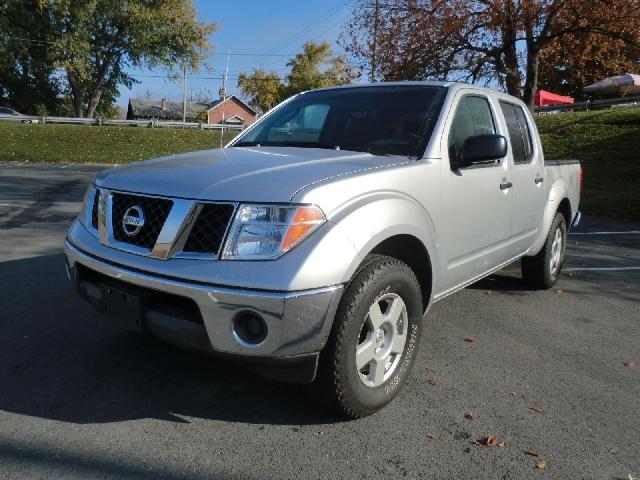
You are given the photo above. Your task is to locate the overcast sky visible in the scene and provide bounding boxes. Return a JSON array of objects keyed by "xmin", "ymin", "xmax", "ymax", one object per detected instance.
[{"xmin": 119, "ymin": 0, "xmax": 354, "ymax": 106}]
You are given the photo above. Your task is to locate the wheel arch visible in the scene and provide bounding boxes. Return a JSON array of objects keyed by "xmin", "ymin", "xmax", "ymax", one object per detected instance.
[
  {"xmin": 527, "ymin": 177, "xmax": 573, "ymax": 256},
  {"xmin": 557, "ymin": 197, "xmax": 572, "ymax": 228},
  {"xmin": 367, "ymin": 234, "xmax": 433, "ymax": 312}
]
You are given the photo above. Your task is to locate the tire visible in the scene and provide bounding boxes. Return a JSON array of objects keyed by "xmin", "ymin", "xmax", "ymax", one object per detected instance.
[
  {"xmin": 313, "ymin": 255, "xmax": 424, "ymax": 419},
  {"xmin": 521, "ymin": 212, "xmax": 567, "ymax": 289}
]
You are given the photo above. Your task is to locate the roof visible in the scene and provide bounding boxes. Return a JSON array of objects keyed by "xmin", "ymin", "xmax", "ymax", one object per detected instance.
[
  {"xmin": 535, "ymin": 90, "xmax": 574, "ymax": 106},
  {"xmin": 298, "ymin": 81, "xmax": 509, "ymax": 97},
  {"xmin": 584, "ymin": 73, "xmax": 640, "ymax": 96},
  {"xmin": 128, "ymin": 98, "xmax": 211, "ymax": 120},
  {"xmin": 206, "ymin": 95, "xmax": 257, "ymax": 114}
]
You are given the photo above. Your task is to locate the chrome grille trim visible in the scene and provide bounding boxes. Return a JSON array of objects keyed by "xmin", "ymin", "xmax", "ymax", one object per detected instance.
[{"xmin": 93, "ymin": 188, "xmax": 236, "ymax": 260}]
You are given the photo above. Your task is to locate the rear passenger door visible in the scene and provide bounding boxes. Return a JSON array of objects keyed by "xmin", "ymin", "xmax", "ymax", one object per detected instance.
[{"xmin": 498, "ymin": 101, "xmax": 545, "ymax": 252}]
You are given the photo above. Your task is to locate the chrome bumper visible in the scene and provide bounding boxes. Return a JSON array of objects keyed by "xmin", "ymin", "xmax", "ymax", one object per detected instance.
[{"xmin": 65, "ymin": 240, "xmax": 343, "ymax": 359}]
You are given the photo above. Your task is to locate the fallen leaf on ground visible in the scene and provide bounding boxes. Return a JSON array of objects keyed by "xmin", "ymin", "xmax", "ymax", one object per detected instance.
[
  {"xmin": 427, "ymin": 433, "xmax": 440, "ymax": 440},
  {"xmin": 525, "ymin": 450, "xmax": 540, "ymax": 457},
  {"xmin": 478, "ymin": 435, "xmax": 496, "ymax": 447},
  {"xmin": 465, "ymin": 411, "xmax": 476, "ymax": 420},
  {"xmin": 464, "ymin": 336, "xmax": 476, "ymax": 343},
  {"xmin": 498, "ymin": 441, "xmax": 507, "ymax": 448},
  {"xmin": 427, "ymin": 377, "xmax": 438, "ymax": 385},
  {"xmin": 535, "ymin": 460, "xmax": 547, "ymax": 469},
  {"xmin": 530, "ymin": 406, "xmax": 545, "ymax": 415},
  {"xmin": 623, "ymin": 361, "xmax": 636, "ymax": 369},
  {"xmin": 607, "ymin": 448, "xmax": 617, "ymax": 455}
]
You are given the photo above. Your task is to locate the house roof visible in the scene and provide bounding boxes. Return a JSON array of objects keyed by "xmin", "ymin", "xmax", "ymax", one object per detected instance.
[
  {"xmin": 128, "ymin": 98, "xmax": 210, "ymax": 120},
  {"xmin": 223, "ymin": 114, "xmax": 245, "ymax": 124},
  {"xmin": 207, "ymin": 95, "xmax": 257, "ymax": 114},
  {"xmin": 129, "ymin": 95, "xmax": 257, "ymax": 120}
]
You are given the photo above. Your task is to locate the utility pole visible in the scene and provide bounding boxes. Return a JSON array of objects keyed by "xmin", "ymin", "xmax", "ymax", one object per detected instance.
[
  {"xmin": 182, "ymin": 65, "xmax": 187, "ymax": 123},
  {"xmin": 371, "ymin": 0, "xmax": 380, "ymax": 82},
  {"xmin": 219, "ymin": 51, "xmax": 230, "ymax": 147}
]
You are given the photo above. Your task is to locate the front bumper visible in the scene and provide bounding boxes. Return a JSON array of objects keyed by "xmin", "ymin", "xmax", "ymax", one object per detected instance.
[{"xmin": 65, "ymin": 240, "xmax": 343, "ymax": 363}]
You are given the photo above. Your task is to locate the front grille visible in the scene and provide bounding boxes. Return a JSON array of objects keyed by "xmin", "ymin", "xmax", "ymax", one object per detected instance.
[
  {"xmin": 91, "ymin": 190, "xmax": 100, "ymax": 229},
  {"xmin": 111, "ymin": 193, "xmax": 173, "ymax": 249},
  {"xmin": 183, "ymin": 203, "xmax": 235, "ymax": 254}
]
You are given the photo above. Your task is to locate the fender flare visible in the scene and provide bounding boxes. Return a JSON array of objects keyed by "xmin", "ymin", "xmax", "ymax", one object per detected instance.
[
  {"xmin": 326, "ymin": 191, "xmax": 441, "ymax": 301},
  {"xmin": 527, "ymin": 178, "xmax": 572, "ymax": 256}
]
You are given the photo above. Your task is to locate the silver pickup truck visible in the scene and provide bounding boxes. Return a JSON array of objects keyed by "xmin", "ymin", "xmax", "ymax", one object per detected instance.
[{"xmin": 65, "ymin": 82, "xmax": 581, "ymax": 418}]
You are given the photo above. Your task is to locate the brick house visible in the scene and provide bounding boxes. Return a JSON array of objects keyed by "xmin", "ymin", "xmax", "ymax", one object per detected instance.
[
  {"xmin": 127, "ymin": 95, "xmax": 258, "ymax": 127},
  {"xmin": 207, "ymin": 95, "xmax": 257, "ymax": 126}
]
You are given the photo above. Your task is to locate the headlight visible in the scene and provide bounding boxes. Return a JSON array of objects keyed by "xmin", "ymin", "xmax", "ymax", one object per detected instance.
[
  {"xmin": 221, "ymin": 204, "xmax": 326, "ymax": 260},
  {"xmin": 78, "ymin": 185, "xmax": 95, "ymax": 228}
]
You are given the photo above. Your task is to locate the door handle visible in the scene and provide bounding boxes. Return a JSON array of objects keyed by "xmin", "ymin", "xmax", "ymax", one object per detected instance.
[
  {"xmin": 500, "ymin": 181, "xmax": 513, "ymax": 190},
  {"xmin": 534, "ymin": 176, "xmax": 544, "ymax": 184}
]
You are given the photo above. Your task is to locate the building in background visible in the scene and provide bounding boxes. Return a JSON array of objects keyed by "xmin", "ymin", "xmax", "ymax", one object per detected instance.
[
  {"xmin": 206, "ymin": 95, "xmax": 257, "ymax": 126},
  {"xmin": 127, "ymin": 94, "xmax": 257, "ymax": 126}
]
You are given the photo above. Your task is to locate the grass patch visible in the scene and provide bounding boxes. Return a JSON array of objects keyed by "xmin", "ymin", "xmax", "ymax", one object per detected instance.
[
  {"xmin": 536, "ymin": 107, "xmax": 640, "ymax": 221},
  {"xmin": 0, "ymin": 123, "xmax": 238, "ymax": 164}
]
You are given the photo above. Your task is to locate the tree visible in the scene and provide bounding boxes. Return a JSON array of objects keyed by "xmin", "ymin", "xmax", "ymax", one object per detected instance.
[
  {"xmin": 538, "ymin": 25, "xmax": 640, "ymax": 99},
  {"xmin": 285, "ymin": 41, "xmax": 358, "ymax": 95},
  {"xmin": 237, "ymin": 68, "xmax": 283, "ymax": 112},
  {"xmin": 237, "ymin": 41, "xmax": 357, "ymax": 112},
  {"xmin": 0, "ymin": 0, "xmax": 61, "ymax": 114},
  {"xmin": 46, "ymin": 0, "xmax": 216, "ymax": 118},
  {"xmin": 341, "ymin": 0, "xmax": 640, "ymax": 110}
]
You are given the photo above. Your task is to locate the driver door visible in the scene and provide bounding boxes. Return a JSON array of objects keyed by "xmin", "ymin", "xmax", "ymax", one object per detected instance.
[{"xmin": 440, "ymin": 92, "xmax": 513, "ymax": 292}]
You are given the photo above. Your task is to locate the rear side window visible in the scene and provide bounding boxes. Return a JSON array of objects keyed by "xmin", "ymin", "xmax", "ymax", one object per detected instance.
[
  {"xmin": 448, "ymin": 96, "xmax": 496, "ymax": 166},
  {"xmin": 514, "ymin": 106, "xmax": 533, "ymax": 160},
  {"xmin": 499, "ymin": 102, "xmax": 533, "ymax": 163}
]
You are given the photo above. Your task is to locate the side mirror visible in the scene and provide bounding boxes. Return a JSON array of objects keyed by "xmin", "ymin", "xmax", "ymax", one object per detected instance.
[{"xmin": 457, "ymin": 134, "xmax": 507, "ymax": 168}]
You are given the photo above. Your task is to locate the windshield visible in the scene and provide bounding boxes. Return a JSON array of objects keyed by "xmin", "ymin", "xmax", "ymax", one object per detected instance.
[{"xmin": 232, "ymin": 85, "xmax": 447, "ymax": 158}]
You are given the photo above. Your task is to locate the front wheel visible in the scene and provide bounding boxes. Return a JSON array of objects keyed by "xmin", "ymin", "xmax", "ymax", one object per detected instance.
[
  {"xmin": 521, "ymin": 212, "xmax": 567, "ymax": 289},
  {"xmin": 313, "ymin": 255, "xmax": 423, "ymax": 419}
]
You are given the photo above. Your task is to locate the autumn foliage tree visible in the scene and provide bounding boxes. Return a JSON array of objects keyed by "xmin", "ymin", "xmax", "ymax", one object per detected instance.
[
  {"xmin": 238, "ymin": 41, "xmax": 357, "ymax": 112},
  {"xmin": 538, "ymin": 24, "xmax": 640, "ymax": 98},
  {"xmin": 341, "ymin": 0, "xmax": 640, "ymax": 109}
]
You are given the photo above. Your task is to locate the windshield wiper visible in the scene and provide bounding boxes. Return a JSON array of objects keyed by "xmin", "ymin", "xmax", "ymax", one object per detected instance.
[{"xmin": 232, "ymin": 141, "xmax": 409, "ymax": 158}]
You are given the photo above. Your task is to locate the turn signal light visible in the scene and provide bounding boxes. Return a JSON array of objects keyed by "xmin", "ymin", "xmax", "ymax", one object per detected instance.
[{"xmin": 281, "ymin": 206, "xmax": 326, "ymax": 253}]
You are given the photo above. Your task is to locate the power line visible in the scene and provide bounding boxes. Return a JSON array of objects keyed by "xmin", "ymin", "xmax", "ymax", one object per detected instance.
[{"xmin": 263, "ymin": 1, "xmax": 351, "ymax": 56}]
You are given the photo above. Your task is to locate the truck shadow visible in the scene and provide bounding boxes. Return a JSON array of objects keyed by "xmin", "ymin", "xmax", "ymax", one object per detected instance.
[{"xmin": 0, "ymin": 253, "xmax": 339, "ymax": 426}]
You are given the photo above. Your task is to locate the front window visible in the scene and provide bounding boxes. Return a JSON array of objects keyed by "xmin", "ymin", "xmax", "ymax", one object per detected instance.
[{"xmin": 232, "ymin": 85, "xmax": 447, "ymax": 158}]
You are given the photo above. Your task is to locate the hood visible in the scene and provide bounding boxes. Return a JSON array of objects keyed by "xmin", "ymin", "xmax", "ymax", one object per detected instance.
[{"xmin": 95, "ymin": 146, "xmax": 408, "ymax": 202}]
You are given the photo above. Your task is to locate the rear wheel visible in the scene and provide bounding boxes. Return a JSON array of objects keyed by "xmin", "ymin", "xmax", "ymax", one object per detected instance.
[
  {"xmin": 521, "ymin": 212, "xmax": 567, "ymax": 289},
  {"xmin": 313, "ymin": 255, "xmax": 423, "ymax": 419}
]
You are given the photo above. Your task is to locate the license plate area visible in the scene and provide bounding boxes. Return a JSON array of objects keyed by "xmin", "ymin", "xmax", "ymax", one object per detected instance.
[{"xmin": 101, "ymin": 285, "xmax": 145, "ymax": 332}]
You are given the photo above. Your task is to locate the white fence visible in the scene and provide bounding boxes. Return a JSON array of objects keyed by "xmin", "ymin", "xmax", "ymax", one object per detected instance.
[{"xmin": 0, "ymin": 113, "xmax": 245, "ymax": 131}]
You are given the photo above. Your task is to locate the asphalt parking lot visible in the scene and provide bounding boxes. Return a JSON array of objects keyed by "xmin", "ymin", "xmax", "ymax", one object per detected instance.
[{"xmin": 1, "ymin": 162, "xmax": 638, "ymax": 480}]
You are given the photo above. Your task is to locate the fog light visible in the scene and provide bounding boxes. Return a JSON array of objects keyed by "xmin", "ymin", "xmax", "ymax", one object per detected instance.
[{"xmin": 233, "ymin": 311, "xmax": 267, "ymax": 346}]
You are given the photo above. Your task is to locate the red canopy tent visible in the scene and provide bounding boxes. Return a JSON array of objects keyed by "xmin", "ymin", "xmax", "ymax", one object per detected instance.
[{"xmin": 534, "ymin": 90, "xmax": 574, "ymax": 107}]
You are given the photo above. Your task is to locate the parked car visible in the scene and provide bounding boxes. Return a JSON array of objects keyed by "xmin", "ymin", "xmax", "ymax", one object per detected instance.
[
  {"xmin": 0, "ymin": 107, "xmax": 38, "ymax": 123},
  {"xmin": 65, "ymin": 82, "xmax": 581, "ymax": 418}
]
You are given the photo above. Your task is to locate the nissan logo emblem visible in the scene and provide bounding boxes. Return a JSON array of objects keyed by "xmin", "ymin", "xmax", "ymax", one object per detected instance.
[{"xmin": 122, "ymin": 205, "xmax": 145, "ymax": 236}]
